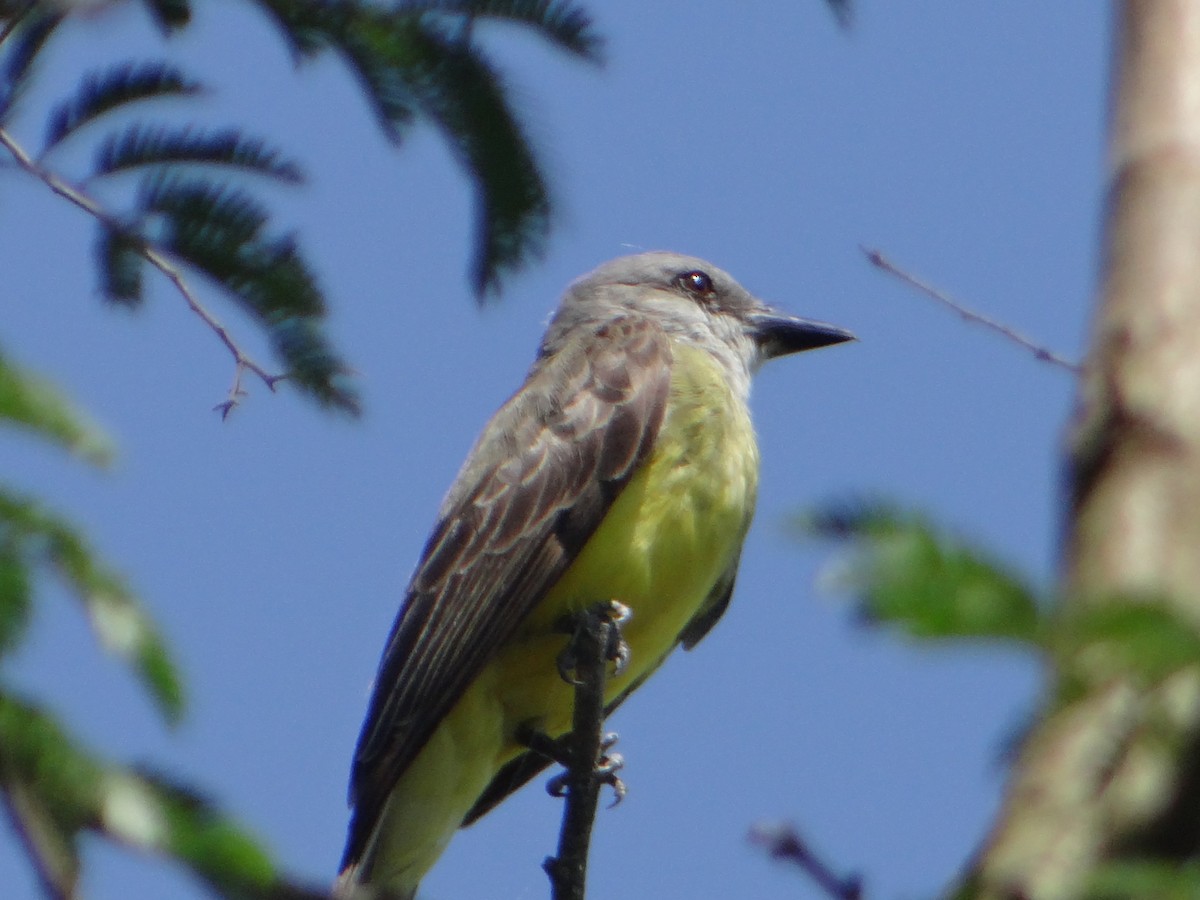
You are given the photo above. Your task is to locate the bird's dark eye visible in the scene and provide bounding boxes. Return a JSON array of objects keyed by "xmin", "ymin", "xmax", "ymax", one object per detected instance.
[{"xmin": 677, "ymin": 270, "xmax": 714, "ymax": 297}]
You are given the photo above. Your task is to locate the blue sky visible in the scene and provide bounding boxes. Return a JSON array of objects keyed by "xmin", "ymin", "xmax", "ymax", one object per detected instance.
[{"xmin": 3, "ymin": 3, "xmax": 1106, "ymax": 898}]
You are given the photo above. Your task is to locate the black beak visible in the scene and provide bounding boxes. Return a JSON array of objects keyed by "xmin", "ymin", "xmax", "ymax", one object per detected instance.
[{"xmin": 749, "ymin": 312, "xmax": 856, "ymax": 360}]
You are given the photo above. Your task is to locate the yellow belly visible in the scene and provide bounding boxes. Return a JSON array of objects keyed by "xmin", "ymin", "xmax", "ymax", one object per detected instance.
[
  {"xmin": 493, "ymin": 351, "xmax": 760, "ymax": 744},
  {"xmin": 364, "ymin": 345, "xmax": 760, "ymax": 894}
]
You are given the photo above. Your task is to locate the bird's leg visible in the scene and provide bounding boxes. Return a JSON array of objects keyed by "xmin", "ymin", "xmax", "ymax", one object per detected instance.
[
  {"xmin": 542, "ymin": 601, "xmax": 632, "ymax": 899},
  {"xmin": 544, "ymin": 599, "xmax": 631, "ymax": 802},
  {"xmin": 538, "ymin": 732, "xmax": 626, "ymax": 807},
  {"xmin": 517, "ymin": 722, "xmax": 625, "ymax": 806}
]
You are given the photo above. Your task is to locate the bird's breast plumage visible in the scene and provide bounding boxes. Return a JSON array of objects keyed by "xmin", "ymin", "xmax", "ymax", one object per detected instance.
[{"xmin": 494, "ymin": 342, "xmax": 760, "ymax": 744}]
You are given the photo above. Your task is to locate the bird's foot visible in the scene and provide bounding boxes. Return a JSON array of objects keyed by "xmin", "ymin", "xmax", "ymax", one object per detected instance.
[
  {"xmin": 519, "ymin": 726, "xmax": 628, "ymax": 807},
  {"xmin": 556, "ymin": 599, "xmax": 632, "ymax": 682},
  {"xmin": 545, "ymin": 737, "xmax": 627, "ymax": 807}
]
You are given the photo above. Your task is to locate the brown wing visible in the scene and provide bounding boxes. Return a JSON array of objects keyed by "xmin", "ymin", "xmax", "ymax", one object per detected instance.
[
  {"xmin": 462, "ymin": 559, "xmax": 741, "ymax": 826},
  {"xmin": 341, "ymin": 316, "xmax": 672, "ymax": 869}
]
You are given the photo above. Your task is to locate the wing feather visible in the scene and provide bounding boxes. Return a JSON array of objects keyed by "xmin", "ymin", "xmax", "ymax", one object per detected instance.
[{"xmin": 341, "ymin": 316, "xmax": 671, "ymax": 869}]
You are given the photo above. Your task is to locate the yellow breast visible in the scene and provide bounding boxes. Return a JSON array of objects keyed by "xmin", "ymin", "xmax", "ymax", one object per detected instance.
[{"xmin": 494, "ymin": 343, "xmax": 760, "ymax": 745}]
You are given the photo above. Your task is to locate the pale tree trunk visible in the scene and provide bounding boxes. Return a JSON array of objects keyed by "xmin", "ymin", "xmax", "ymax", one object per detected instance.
[{"xmin": 970, "ymin": 2, "xmax": 1200, "ymax": 897}]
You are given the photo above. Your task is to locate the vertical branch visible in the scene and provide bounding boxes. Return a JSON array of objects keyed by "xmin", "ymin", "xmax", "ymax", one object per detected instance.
[
  {"xmin": 544, "ymin": 606, "xmax": 613, "ymax": 900},
  {"xmin": 971, "ymin": 2, "xmax": 1200, "ymax": 896}
]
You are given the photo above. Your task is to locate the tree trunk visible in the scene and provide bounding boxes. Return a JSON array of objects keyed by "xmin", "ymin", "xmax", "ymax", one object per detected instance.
[{"xmin": 972, "ymin": 3, "xmax": 1200, "ymax": 897}]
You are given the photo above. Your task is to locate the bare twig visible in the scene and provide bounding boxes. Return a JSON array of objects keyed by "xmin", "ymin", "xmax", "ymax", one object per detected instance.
[
  {"xmin": 750, "ymin": 821, "xmax": 862, "ymax": 900},
  {"xmin": 544, "ymin": 602, "xmax": 626, "ymax": 900},
  {"xmin": 862, "ymin": 246, "xmax": 1081, "ymax": 373},
  {"xmin": 0, "ymin": 126, "xmax": 281, "ymax": 416}
]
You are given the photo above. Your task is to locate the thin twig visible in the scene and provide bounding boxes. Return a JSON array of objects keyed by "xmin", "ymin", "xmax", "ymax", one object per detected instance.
[
  {"xmin": 544, "ymin": 603, "xmax": 621, "ymax": 900},
  {"xmin": 861, "ymin": 246, "xmax": 1081, "ymax": 373},
  {"xmin": 750, "ymin": 821, "xmax": 863, "ymax": 900},
  {"xmin": 0, "ymin": 126, "xmax": 281, "ymax": 416}
]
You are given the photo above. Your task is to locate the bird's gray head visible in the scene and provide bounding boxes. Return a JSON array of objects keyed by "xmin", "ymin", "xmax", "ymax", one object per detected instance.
[{"xmin": 539, "ymin": 251, "xmax": 854, "ymax": 382}]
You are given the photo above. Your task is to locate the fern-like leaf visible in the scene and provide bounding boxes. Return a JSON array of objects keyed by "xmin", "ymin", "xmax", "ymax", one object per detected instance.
[
  {"xmin": 42, "ymin": 62, "xmax": 201, "ymax": 152},
  {"xmin": 0, "ymin": 489, "xmax": 184, "ymax": 723},
  {"xmin": 0, "ymin": 9, "xmax": 64, "ymax": 121},
  {"xmin": 825, "ymin": 0, "xmax": 853, "ymax": 28},
  {"xmin": 139, "ymin": 174, "xmax": 359, "ymax": 413},
  {"xmin": 94, "ymin": 125, "xmax": 303, "ymax": 182},
  {"xmin": 140, "ymin": 0, "xmax": 191, "ymax": 33},
  {"xmin": 95, "ymin": 224, "xmax": 146, "ymax": 306},
  {"xmin": 402, "ymin": 20, "xmax": 550, "ymax": 294},
  {"xmin": 255, "ymin": 0, "xmax": 562, "ymax": 293},
  {"xmin": 416, "ymin": 0, "xmax": 602, "ymax": 61}
]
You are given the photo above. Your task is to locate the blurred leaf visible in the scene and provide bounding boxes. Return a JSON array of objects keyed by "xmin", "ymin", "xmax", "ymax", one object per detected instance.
[
  {"xmin": 803, "ymin": 499, "xmax": 1042, "ymax": 643},
  {"xmin": 141, "ymin": 0, "xmax": 191, "ymax": 33},
  {"xmin": 0, "ymin": 690, "xmax": 102, "ymax": 834},
  {"xmin": 0, "ymin": 692, "xmax": 93, "ymax": 896},
  {"xmin": 1057, "ymin": 601, "xmax": 1200, "ymax": 690},
  {"xmin": 96, "ymin": 223, "xmax": 146, "ymax": 306},
  {"xmin": 404, "ymin": 20, "xmax": 549, "ymax": 294},
  {"xmin": 0, "ymin": 8, "xmax": 64, "ymax": 121},
  {"xmin": 0, "ymin": 694, "xmax": 329, "ymax": 899},
  {"xmin": 0, "ymin": 490, "xmax": 184, "ymax": 723},
  {"xmin": 1088, "ymin": 860, "xmax": 1200, "ymax": 899},
  {"xmin": 139, "ymin": 173, "xmax": 358, "ymax": 412},
  {"xmin": 255, "ymin": 0, "xmax": 595, "ymax": 293},
  {"xmin": 824, "ymin": 0, "xmax": 853, "ymax": 29},
  {"xmin": 0, "ymin": 348, "xmax": 114, "ymax": 464},
  {"xmin": 0, "ymin": 542, "xmax": 32, "ymax": 659},
  {"xmin": 42, "ymin": 62, "xmax": 202, "ymax": 152},
  {"xmin": 95, "ymin": 125, "xmax": 304, "ymax": 183},
  {"xmin": 421, "ymin": 0, "xmax": 603, "ymax": 60},
  {"xmin": 128, "ymin": 769, "xmax": 277, "ymax": 894}
]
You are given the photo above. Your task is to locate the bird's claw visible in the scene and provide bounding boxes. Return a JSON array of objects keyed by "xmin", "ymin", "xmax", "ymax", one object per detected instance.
[
  {"xmin": 555, "ymin": 600, "xmax": 633, "ymax": 683},
  {"xmin": 544, "ymin": 746, "xmax": 627, "ymax": 807},
  {"xmin": 598, "ymin": 752, "xmax": 627, "ymax": 808}
]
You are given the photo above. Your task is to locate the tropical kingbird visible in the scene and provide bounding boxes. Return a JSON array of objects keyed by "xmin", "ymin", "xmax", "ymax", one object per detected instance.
[{"xmin": 336, "ymin": 251, "xmax": 853, "ymax": 899}]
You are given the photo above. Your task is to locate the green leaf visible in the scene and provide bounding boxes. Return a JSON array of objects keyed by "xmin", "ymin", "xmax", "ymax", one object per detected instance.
[
  {"xmin": 127, "ymin": 770, "xmax": 277, "ymax": 894},
  {"xmin": 95, "ymin": 125, "xmax": 304, "ymax": 183},
  {"xmin": 95, "ymin": 224, "xmax": 146, "ymax": 306},
  {"xmin": 0, "ymin": 694, "xmax": 327, "ymax": 899},
  {"xmin": 42, "ymin": 62, "xmax": 202, "ymax": 152},
  {"xmin": 138, "ymin": 174, "xmax": 360, "ymax": 413},
  {"xmin": 0, "ymin": 541, "xmax": 32, "ymax": 659},
  {"xmin": 0, "ymin": 348, "xmax": 114, "ymax": 464},
  {"xmin": 0, "ymin": 8, "xmax": 65, "ymax": 121},
  {"xmin": 803, "ymin": 500, "xmax": 1042, "ymax": 643},
  {"xmin": 1089, "ymin": 860, "xmax": 1200, "ymax": 899},
  {"xmin": 0, "ymin": 691, "xmax": 102, "ymax": 836},
  {"xmin": 140, "ymin": 0, "xmax": 191, "ymax": 33},
  {"xmin": 0, "ymin": 490, "xmax": 185, "ymax": 723},
  {"xmin": 1057, "ymin": 601, "xmax": 1200, "ymax": 689}
]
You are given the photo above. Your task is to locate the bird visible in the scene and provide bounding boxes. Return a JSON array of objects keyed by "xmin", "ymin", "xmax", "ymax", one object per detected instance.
[{"xmin": 335, "ymin": 251, "xmax": 854, "ymax": 899}]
